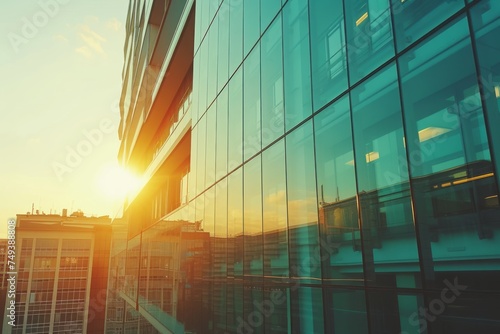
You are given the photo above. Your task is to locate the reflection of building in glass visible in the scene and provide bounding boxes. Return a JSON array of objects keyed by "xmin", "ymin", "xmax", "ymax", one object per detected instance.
[
  {"xmin": 2, "ymin": 213, "xmax": 111, "ymax": 334},
  {"xmin": 109, "ymin": 0, "xmax": 500, "ymax": 333}
]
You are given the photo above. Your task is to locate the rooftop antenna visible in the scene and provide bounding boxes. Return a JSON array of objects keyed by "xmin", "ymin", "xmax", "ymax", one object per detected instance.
[{"xmin": 31, "ymin": 203, "xmax": 34, "ymax": 215}]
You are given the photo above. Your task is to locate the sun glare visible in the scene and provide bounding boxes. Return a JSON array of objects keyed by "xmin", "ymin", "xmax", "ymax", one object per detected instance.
[{"xmin": 95, "ymin": 164, "xmax": 142, "ymax": 199}]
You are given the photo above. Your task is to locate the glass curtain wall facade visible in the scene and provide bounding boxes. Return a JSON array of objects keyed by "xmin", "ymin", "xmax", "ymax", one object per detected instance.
[
  {"xmin": 189, "ymin": 0, "xmax": 500, "ymax": 333},
  {"xmin": 111, "ymin": 0, "xmax": 500, "ymax": 333}
]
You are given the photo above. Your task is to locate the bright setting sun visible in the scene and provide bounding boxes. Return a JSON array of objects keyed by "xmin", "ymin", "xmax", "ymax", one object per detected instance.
[{"xmin": 95, "ymin": 164, "xmax": 142, "ymax": 200}]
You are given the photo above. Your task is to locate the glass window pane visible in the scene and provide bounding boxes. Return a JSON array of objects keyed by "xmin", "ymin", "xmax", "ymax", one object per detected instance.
[
  {"xmin": 264, "ymin": 287, "xmax": 290, "ymax": 333},
  {"xmin": 218, "ymin": 9, "xmax": 230, "ymax": 93},
  {"xmin": 314, "ymin": 95, "xmax": 363, "ymax": 284},
  {"xmin": 291, "ymin": 287, "xmax": 324, "ymax": 333},
  {"xmin": 471, "ymin": 0, "xmax": 500, "ymax": 197},
  {"xmin": 198, "ymin": 38, "xmax": 208, "ymax": 117},
  {"xmin": 214, "ymin": 178, "xmax": 228, "ymax": 279},
  {"xmin": 243, "ymin": 44, "xmax": 261, "ymax": 161},
  {"xmin": 207, "ymin": 18, "xmax": 218, "ymax": 106},
  {"xmin": 205, "ymin": 103, "xmax": 216, "ymax": 189},
  {"xmin": 244, "ymin": 155, "xmax": 263, "ymax": 277},
  {"xmin": 196, "ymin": 114, "xmax": 206, "ymax": 195},
  {"xmin": 261, "ymin": 0, "xmax": 281, "ymax": 32},
  {"xmin": 261, "ymin": 16, "xmax": 284, "ymax": 148},
  {"xmin": 315, "ymin": 96, "xmax": 356, "ymax": 202},
  {"xmin": 243, "ymin": 0, "xmax": 260, "ymax": 56},
  {"xmin": 399, "ymin": 16, "xmax": 500, "ymax": 291},
  {"xmin": 351, "ymin": 63, "xmax": 420, "ymax": 288},
  {"xmin": 286, "ymin": 121, "xmax": 321, "ymax": 281},
  {"xmin": 283, "ymin": 0, "xmax": 312, "ymax": 131},
  {"xmin": 229, "ymin": 0, "xmax": 243, "ymax": 76},
  {"xmin": 352, "ymin": 64, "xmax": 408, "ymax": 190},
  {"xmin": 310, "ymin": 0, "xmax": 348, "ymax": 111},
  {"xmin": 189, "ymin": 125, "xmax": 198, "ymax": 200},
  {"xmin": 243, "ymin": 287, "xmax": 264, "ymax": 334},
  {"xmin": 204, "ymin": 186, "xmax": 215, "ymax": 244},
  {"xmin": 192, "ymin": 52, "xmax": 201, "ymax": 123},
  {"xmin": 228, "ymin": 167, "xmax": 243, "ymax": 277},
  {"xmin": 228, "ymin": 68, "xmax": 243, "ymax": 172},
  {"xmin": 226, "ymin": 283, "xmax": 244, "ymax": 333},
  {"xmin": 216, "ymin": 87, "xmax": 228, "ymax": 179},
  {"xmin": 345, "ymin": 0, "xmax": 395, "ymax": 84},
  {"xmin": 426, "ymin": 292, "xmax": 500, "ymax": 333},
  {"xmin": 324, "ymin": 289, "xmax": 368, "ymax": 334},
  {"xmin": 213, "ymin": 284, "xmax": 227, "ymax": 334},
  {"xmin": 392, "ymin": 0, "xmax": 464, "ymax": 51},
  {"xmin": 367, "ymin": 290, "xmax": 425, "ymax": 334},
  {"xmin": 262, "ymin": 140, "xmax": 288, "ymax": 278}
]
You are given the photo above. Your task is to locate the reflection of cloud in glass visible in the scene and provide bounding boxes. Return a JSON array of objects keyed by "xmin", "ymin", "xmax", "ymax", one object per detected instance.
[
  {"xmin": 288, "ymin": 197, "xmax": 318, "ymax": 226},
  {"xmin": 266, "ymin": 190, "xmax": 286, "ymax": 204},
  {"xmin": 228, "ymin": 209, "xmax": 241, "ymax": 221}
]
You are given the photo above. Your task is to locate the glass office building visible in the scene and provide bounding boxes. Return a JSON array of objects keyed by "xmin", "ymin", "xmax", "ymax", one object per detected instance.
[{"xmin": 109, "ymin": 0, "xmax": 500, "ymax": 333}]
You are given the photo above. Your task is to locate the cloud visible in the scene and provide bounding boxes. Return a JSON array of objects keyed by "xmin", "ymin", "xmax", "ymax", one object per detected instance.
[
  {"xmin": 106, "ymin": 18, "xmax": 122, "ymax": 32},
  {"xmin": 75, "ymin": 46, "xmax": 92, "ymax": 59},
  {"xmin": 76, "ymin": 25, "xmax": 107, "ymax": 58},
  {"xmin": 80, "ymin": 33, "xmax": 105, "ymax": 54},
  {"xmin": 86, "ymin": 16, "xmax": 99, "ymax": 24},
  {"xmin": 53, "ymin": 34, "xmax": 68, "ymax": 43},
  {"xmin": 81, "ymin": 25, "xmax": 106, "ymax": 43}
]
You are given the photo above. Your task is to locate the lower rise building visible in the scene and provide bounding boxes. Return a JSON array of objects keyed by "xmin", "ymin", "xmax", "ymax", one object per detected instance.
[{"xmin": 2, "ymin": 212, "xmax": 111, "ymax": 334}]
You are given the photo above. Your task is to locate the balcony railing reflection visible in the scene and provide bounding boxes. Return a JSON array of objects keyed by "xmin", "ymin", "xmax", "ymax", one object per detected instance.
[{"xmin": 319, "ymin": 161, "xmax": 499, "ymax": 265}]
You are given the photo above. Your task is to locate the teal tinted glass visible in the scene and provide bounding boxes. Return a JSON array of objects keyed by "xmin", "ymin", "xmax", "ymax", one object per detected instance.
[
  {"xmin": 228, "ymin": 68, "xmax": 243, "ymax": 171},
  {"xmin": 196, "ymin": 113, "xmax": 206, "ymax": 195},
  {"xmin": 314, "ymin": 95, "xmax": 363, "ymax": 284},
  {"xmin": 345, "ymin": 0, "xmax": 395, "ymax": 84},
  {"xmin": 243, "ymin": 44, "xmax": 261, "ymax": 161},
  {"xmin": 243, "ymin": 0, "xmax": 260, "ymax": 56},
  {"xmin": 399, "ymin": 15, "xmax": 500, "ymax": 291},
  {"xmin": 243, "ymin": 155, "xmax": 263, "ymax": 277},
  {"xmin": 262, "ymin": 140, "xmax": 288, "ymax": 278},
  {"xmin": 392, "ymin": 0, "xmax": 465, "ymax": 51},
  {"xmin": 264, "ymin": 287, "xmax": 290, "ymax": 333},
  {"xmin": 216, "ymin": 87, "xmax": 228, "ymax": 179},
  {"xmin": 261, "ymin": 16, "xmax": 284, "ymax": 148},
  {"xmin": 261, "ymin": 0, "xmax": 281, "ymax": 32},
  {"xmin": 217, "ymin": 9, "xmax": 229, "ymax": 93},
  {"xmin": 310, "ymin": 0, "xmax": 348, "ymax": 111},
  {"xmin": 207, "ymin": 17, "xmax": 218, "ymax": 106},
  {"xmin": 324, "ymin": 289, "xmax": 369, "ymax": 334},
  {"xmin": 283, "ymin": 0, "xmax": 312, "ymax": 130},
  {"xmin": 205, "ymin": 103, "xmax": 216, "ymax": 189},
  {"xmin": 471, "ymin": 0, "xmax": 500, "ymax": 197},
  {"xmin": 291, "ymin": 287, "xmax": 325, "ymax": 333},
  {"xmin": 286, "ymin": 121, "xmax": 321, "ymax": 281},
  {"xmin": 229, "ymin": 0, "xmax": 243, "ymax": 75},
  {"xmin": 198, "ymin": 38, "xmax": 208, "ymax": 117},
  {"xmin": 367, "ymin": 290, "xmax": 425, "ymax": 333},
  {"xmin": 351, "ymin": 64, "xmax": 420, "ymax": 288}
]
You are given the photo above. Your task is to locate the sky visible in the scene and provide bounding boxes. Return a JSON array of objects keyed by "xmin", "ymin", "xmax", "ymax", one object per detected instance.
[{"xmin": 0, "ymin": 0, "xmax": 130, "ymax": 238}]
